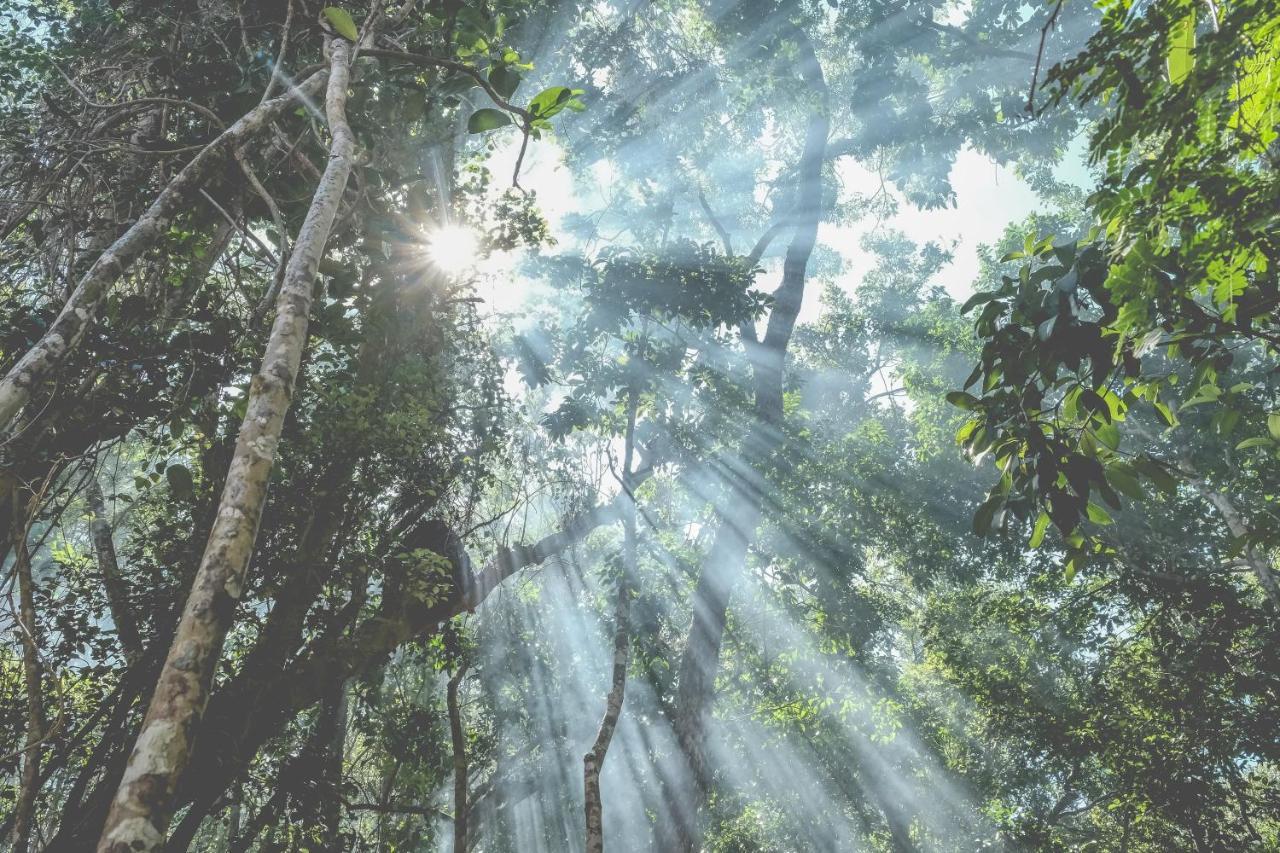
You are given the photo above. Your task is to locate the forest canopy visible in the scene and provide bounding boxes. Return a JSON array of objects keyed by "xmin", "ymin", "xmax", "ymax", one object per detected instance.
[{"xmin": 0, "ymin": 0, "xmax": 1278, "ymax": 851}]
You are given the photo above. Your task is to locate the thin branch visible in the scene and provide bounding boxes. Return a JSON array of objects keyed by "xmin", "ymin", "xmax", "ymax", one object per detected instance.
[{"xmin": 1027, "ymin": 0, "xmax": 1065, "ymax": 113}]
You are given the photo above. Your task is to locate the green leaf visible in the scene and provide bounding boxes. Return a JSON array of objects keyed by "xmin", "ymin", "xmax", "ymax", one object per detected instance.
[
  {"xmin": 1085, "ymin": 502, "xmax": 1114, "ymax": 525},
  {"xmin": 1168, "ymin": 12, "xmax": 1196, "ymax": 85},
  {"xmin": 973, "ymin": 495, "xmax": 1003, "ymax": 537},
  {"xmin": 166, "ymin": 464, "xmax": 194, "ymax": 499},
  {"xmin": 1106, "ymin": 466, "xmax": 1145, "ymax": 501},
  {"xmin": 946, "ymin": 391, "xmax": 980, "ymax": 411},
  {"xmin": 1135, "ymin": 458, "xmax": 1178, "ymax": 495},
  {"xmin": 528, "ymin": 86, "xmax": 581, "ymax": 118},
  {"xmin": 1064, "ymin": 556, "xmax": 1078, "ymax": 584},
  {"xmin": 1094, "ymin": 422, "xmax": 1120, "ymax": 451},
  {"xmin": 1029, "ymin": 511, "xmax": 1050, "ymax": 549},
  {"xmin": 467, "ymin": 108, "xmax": 512, "ymax": 133},
  {"xmin": 322, "ymin": 7, "xmax": 359, "ymax": 41},
  {"xmin": 1268, "ymin": 413, "xmax": 1280, "ymax": 441},
  {"xmin": 960, "ymin": 290, "xmax": 999, "ymax": 314},
  {"xmin": 1236, "ymin": 436, "xmax": 1276, "ymax": 450},
  {"xmin": 489, "ymin": 64, "xmax": 521, "ymax": 99}
]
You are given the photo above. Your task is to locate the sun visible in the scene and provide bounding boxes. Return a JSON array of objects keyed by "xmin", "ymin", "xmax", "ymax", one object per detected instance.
[{"xmin": 424, "ymin": 223, "xmax": 480, "ymax": 276}]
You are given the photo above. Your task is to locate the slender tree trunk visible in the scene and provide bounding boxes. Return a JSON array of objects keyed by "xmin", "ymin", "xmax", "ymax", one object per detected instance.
[
  {"xmin": 87, "ymin": 474, "xmax": 143, "ymax": 660},
  {"xmin": 318, "ymin": 678, "xmax": 349, "ymax": 848},
  {"xmin": 375, "ymin": 758, "xmax": 401, "ymax": 852},
  {"xmin": 663, "ymin": 25, "xmax": 828, "ymax": 853},
  {"xmin": 225, "ymin": 786, "xmax": 241, "ymax": 853},
  {"xmin": 10, "ymin": 490, "xmax": 45, "ymax": 853},
  {"xmin": 1201, "ymin": 488, "xmax": 1280, "ymax": 608},
  {"xmin": 96, "ymin": 39, "xmax": 356, "ymax": 852},
  {"xmin": 584, "ymin": 389, "xmax": 639, "ymax": 853},
  {"xmin": 0, "ymin": 69, "xmax": 328, "ymax": 433},
  {"xmin": 447, "ymin": 662, "xmax": 470, "ymax": 852}
]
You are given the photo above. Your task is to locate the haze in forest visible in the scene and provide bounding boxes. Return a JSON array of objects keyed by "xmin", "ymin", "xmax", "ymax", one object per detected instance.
[{"xmin": 1, "ymin": 0, "xmax": 1278, "ymax": 852}]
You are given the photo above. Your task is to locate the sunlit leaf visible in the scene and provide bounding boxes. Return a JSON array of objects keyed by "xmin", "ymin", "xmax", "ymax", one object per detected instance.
[
  {"xmin": 1029, "ymin": 511, "xmax": 1050, "ymax": 548},
  {"xmin": 322, "ymin": 7, "xmax": 359, "ymax": 41},
  {"xmin": 1167, "ymin": 13, "xmax": 1196, "ymax": 84}
]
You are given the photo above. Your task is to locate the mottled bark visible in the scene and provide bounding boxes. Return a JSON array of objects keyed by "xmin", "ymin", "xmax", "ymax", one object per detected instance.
[
  {"xmin": 0, "ymin": 69, "xmax": 328, "ymax": 434},
  {"xmin": 10, "ymin": 491, "xmax": 45, "ymax": 853},
  {"xmin": 1202, "ymin": 488, "xmax": 1280, "ymax": 609},
  {"xmin": 664, "ymin": 26, "xmax": 828, "ymax": 853},
  {"xmin": 583, "ymin": 389, "xmax": 638, "ymax": 853},
  {"xmin": 88, "ymin": 475, "xmax": 142, "ymax": 660},
  {"xmin": 448, "ymin": 662, "xmax": 470, "ymax": 852},
  {"xmin": 96, "ymin": 39, "xmax": 355, "ymax": 852}
]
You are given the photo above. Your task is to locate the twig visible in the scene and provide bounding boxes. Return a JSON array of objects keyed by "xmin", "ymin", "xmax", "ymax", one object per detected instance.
[
  {"xmin": 199, "ymin": 188, "xmax": 279, "ymax": 265},
  {"xmin": 1027, "ymin": 0, "xmax": 1065, "ymax": 113}
]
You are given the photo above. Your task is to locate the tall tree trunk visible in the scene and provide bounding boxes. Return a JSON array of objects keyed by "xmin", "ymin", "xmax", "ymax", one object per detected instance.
[
  {"xmin": 0, "ymin": 69, "xmax": 328, "ymax": 433},
  {"xmin": 663, "ymin": 25, "xmax": 828, "ymax": 853},
  {"xmin": 10, "ymin": 489, "xmax": 45, "ymax": 853},
  {"xmin": 318, "ymin": 678, "xmax": 349, "ymax": 849},
  {"xmin": 583, "ymin": 388, "xmax": 639, "ymax": 853},
  {"xmin": 448, "ymin": 662, "xmax": 470, "ymax": 852},
  {"xmin": 87, "ymin": 474, "xmax": 143, "ymax": 660},
  {"xmin": 96, "ymin": 37, "xmax": 357, "ymax": 852}
]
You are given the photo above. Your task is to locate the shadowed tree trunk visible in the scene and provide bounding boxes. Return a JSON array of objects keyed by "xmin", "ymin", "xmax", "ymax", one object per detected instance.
[
  {"xmin": 662, "ymin": 24, "xmax": 829, "ymax": 853},
  {"xmin": 10, "ymin": 489, "xmax": 45, "ymax": 853},
  {"xmin": 448, "ymin": 661, "xmax": 470, "ymax": 852},
  {"xmin": 583, "ymin": 387, "xmax": 639, "ymax": 853},
  {"xmin": 96, "ymin": 35, "xmax": 358, "ymax": 851},
  {"xmin": 318, "ymin": 678, "xmax": 350, "ymax": 849},
  {"xmin": 87, "ymin": 474, "xmax": 142, "ymax": 661}
]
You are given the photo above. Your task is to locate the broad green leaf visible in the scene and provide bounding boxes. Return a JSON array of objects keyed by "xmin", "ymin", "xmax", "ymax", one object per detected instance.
[
  {"xmin": 467, "ymin": 108, "xmax": 512, "ymax": 133},
  {"xmin": 1167, "ymin": 13, "xmax": 1195, "ymax": 84},
  {"xmin": 973, "ymin": 495, "xmax": 1002, "ymax": 537},
  {"xmin": 1106, "ymin": 466, "xmax": 1145, "ymax": 501},
  {"xmin": 528, "ymin": 86, "xmax": 583, "ymax": 119},
  {"xmin": 1029, "ymin": 511, "xmax": 1050, "ymax": 549},
  {"xmin": 322, "ymin": 7, "xmax": 359, "ymax": 41},
  {"xmin": 1268, "ymin": 412, "xmax": 1280, "ymax": 441},
  {"xmin": 489, "ymin": 64, "xmax": 521, "ymax": 99},
  {"xmin": 1236, "ymin": 436, "xmax": 1276, "ymax": 450},
  {"xmin": 1085, "ymin": 502, "xmax": 1114, "ymax": 525},
  {"xmin": 1094, "ymin": 422, "xmax": 1120, "ymax": 451},
  {"xmin": 946, "ymin": 391, "xmax": 980, "ymax": 411}
]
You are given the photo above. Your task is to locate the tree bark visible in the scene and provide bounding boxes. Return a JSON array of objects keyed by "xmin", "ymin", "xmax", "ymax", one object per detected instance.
[
  {"xmin": 448, "ymin": 662, "xmax": 470, "ymax": 852},
  {"xmin": 10, "ymin": 490, "xmax": 45, "ymax": 853},
  {"xmin": 318, "ymin": 678, "xmax": 349, "ymax": 849},
  {"xmin": 50, "ymin": 476, "xmax": 640, "ymax": 850},
  {"xmin": 663, "ymin": 25, "xmax": 828, "ymax": 853},
  {"xmin": 87, "ymin": 474, "xmax": 143, "ymax": 660},
  {"xmin": 583, "ymin": 389, "xmax": 639, "ymax": 853},
  {"xmin": 1201, "ymin": 487, "xmax": 1280, "ymax": 609},
  {"xmin": 0, "ymin": 69, "xmax": 328, "ymax": 434},
  {"xmin": 96, "ymin": 38, "xmax": 356, "ymax": 852}
]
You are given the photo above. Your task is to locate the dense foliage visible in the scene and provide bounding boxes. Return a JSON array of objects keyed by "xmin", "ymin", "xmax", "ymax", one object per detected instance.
[{"xmin": 1, "ymin": 0, "xmax": 1277, "ymax": 851}]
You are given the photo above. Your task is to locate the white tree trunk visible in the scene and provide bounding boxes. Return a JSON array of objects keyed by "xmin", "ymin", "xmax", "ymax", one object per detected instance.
[
  {"xmin": 96, "ymin": 38, "xmax": 356, "ymax": 852},
  {"xmin": 0, "ymin": 70, "xmax": 328, "ymax": 434}
]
